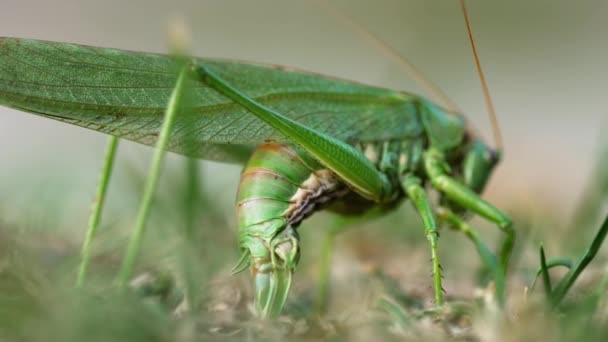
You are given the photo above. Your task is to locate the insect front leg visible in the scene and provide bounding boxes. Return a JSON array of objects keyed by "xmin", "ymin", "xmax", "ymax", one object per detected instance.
[
  {"xmin": 423, "ymin": 148, "xmax": 515, "ymax": 275},
  {"xmin": 401, "ymin": 174, "xmax": 444, "ymax": 306}
]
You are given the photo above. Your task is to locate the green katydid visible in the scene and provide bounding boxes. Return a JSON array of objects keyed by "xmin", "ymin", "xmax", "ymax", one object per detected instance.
[{"xmin": 0, "ymin": 1, "xmax": 513, "ymax": 318}]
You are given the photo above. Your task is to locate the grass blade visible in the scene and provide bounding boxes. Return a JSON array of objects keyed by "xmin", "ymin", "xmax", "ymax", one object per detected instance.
[
  {"xmin": 539, "ymin": 244, "xmax": 552, "ymax": 297},
  {"xmin": 76, "ymin": 136, "xmax": 119, "ymax": 287},
  {"xmin": 551, "ymin": 212, "xmax": 608, "ymax": 306},
  {"xmin": 529, "ymin": 258, "xmax": 572, "ymax": 293},
  {"xmin": 117, "ymin": 65, "xmax": 190, "ymax": 288}
]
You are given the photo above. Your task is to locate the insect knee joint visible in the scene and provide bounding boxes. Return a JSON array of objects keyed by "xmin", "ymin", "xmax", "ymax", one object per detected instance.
[{"xmin": 431, "ymin": 175, "xmax": 451, "ymax": 189}]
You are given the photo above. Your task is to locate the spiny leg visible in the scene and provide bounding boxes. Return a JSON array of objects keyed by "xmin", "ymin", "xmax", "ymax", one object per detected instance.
[
  {"xmin": 401, "ymin": 174, "xmax": 444, "ymax": 306},
  {"xmin": 436, "ymin": 207, "xmax": 505, "ymax": 303},
  {"xmin": 424, "ymin": 148, "xmax": 514, "ymax": 274},
  {"xmin": 197, "ymin": 65, "xmax": 394, "ymax": 203}
]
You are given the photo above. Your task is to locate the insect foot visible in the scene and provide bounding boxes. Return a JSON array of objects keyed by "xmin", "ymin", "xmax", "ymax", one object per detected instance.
[{"xmin": 242, "ymin": 226, "xmax": 300, "ymax": 319}]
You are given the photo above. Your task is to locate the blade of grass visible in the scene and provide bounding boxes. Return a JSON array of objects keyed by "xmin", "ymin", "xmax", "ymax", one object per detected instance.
[
  {"xmin": 529, "ymin": 258, "xmax": 572, "ymax": 292},
  {"xmin": 77, "ymin": 136, "xmax": 119, "ymax": 287},
  {"xmin": 551, "ymin": 212, "xmax": 608, "ymax": 306},
  {"xmin": 593, "ymin": 262, "xmax": 608, "ymax": 313},
  {"xmin": 539, "ymin": 244, "xmax": 552, "ymax": 297},
  {"xmin": 315, "ymin": 226, "xmax": 336, "ymax": 314},
  {"xmin": 117, "ymin": 65, "xmax": 190, "ymax": 288},
  {"xmin": 177, "ymin": 136, "xmax": 203, "ymax": 311},
  {"xmin": 377, "ymin": 295, "xmax": 413, "ymax": 331},
  {"xmin": 568, "ymin": 140, "xmax": 608, "ymax": 252}
]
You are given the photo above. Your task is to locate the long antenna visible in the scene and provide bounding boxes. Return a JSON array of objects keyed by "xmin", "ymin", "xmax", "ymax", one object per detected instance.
[
  {"xmin": 460, "ymin": 0, "xmax": 504, "ymax": 151},
  {"xmin": 316, "ymin": 0, "xmax": 461, "ymax": 114}
]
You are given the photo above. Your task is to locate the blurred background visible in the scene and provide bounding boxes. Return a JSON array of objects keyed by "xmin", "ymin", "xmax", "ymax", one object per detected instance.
[{"xmin": 0, "ymin": 0, "xmax": 607, "ymax": 340}]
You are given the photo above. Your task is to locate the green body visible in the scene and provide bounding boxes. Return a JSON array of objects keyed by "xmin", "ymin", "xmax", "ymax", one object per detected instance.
[
  {"xmin": 236, "ymin": 136, "xmax": 427, "ymax": 315},
  {"xmin": 0, "ymin": 38, "xmax": 513, "ymax": 318}
]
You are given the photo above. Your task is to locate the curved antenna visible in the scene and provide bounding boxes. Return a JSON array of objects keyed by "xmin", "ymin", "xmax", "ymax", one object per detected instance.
[
  {"xmin": 460, "ymin": 0, "xmax": 504, "ymax": 151},
  {"xmin": 315, "ymin": 0, "xmax": 461, "ymax": 114}
]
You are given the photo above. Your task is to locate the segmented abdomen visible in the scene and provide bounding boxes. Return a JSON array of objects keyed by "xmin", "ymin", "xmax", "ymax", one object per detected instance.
[{"xmin": 237, "ymin": 143, "xmax": 346, "ymax": 248}]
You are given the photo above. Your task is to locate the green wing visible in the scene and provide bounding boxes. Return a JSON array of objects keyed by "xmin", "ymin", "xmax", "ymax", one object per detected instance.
[{"xmin": 0, "ymin": 37, "xmax": 424, "ymax": 163}]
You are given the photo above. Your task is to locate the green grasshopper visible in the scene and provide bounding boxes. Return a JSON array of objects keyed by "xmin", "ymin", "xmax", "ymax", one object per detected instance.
[{"xmin": 0, "ymin": 1, "xmax": 513, "ymax": 318}]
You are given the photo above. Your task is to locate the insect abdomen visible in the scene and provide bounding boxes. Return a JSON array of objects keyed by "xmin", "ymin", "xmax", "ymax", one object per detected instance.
[
  {"xmin": 237, "ymin": 143, "xmax": 346, "ymax": 233},
  {"xmin": 236, "ymin": 143, "xmax": 347, "ymax": 268}
]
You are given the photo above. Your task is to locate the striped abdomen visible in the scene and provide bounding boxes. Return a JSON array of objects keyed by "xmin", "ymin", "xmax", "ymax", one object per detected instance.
[{"xmin": 237, "ymin": 143, "xmax": 349, "ymax": 265}]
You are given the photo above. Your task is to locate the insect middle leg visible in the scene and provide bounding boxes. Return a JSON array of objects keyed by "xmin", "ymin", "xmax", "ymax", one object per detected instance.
[
  {"xmin": 436, "ymin": 207, "xmax": 505, "ymax": 303},
  {"xmin": 423, "ymin": 148, "xmax": 515, "ymax": 275},
  {"xmin": 401, "ymin": 174, "xmax": 444, "ymax": 305}
]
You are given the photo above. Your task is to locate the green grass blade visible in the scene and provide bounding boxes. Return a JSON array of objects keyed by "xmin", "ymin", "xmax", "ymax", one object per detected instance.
[
  {"xmin": 551, "ymin": 212, "xmax": 608, "ymax": 306},
  {"xmin": 539, "ymin": 244, "xmax": 552, "ymax": 297},
  {"xmin": 377, "ymin": 295, "xmax": 413, "ymax": 331},
  {"xmin": 529, "ymin": 258, "xmax": 572, "ymax": 293},
  {"xmin": 176, "ymin": 130, "xmax": 204, "ymax": 310},
  {"xmin": 117, "ymin": 65, "xmax": 189, "ymax": 288},
  {"xmin": 315, "ymin": 229, "xmax": 336, "ymax": 314},
  {"xmin": 76, "ymin": 135, "xmax": 119, "ymax": 287},
  {"xmin": 567, "ymin": 141, "xmax": 608, "ymax": 252}
]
